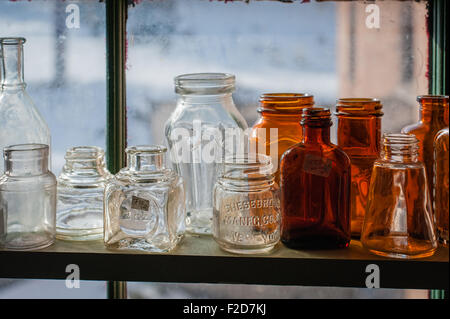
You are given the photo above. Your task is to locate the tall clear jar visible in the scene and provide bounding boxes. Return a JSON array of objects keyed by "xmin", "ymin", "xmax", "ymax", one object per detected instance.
[
  {"xmin": 104, "ymin": 145, "xmax": 185, "ymax": 252},
  {"xmin": 212, "ymin": 153, "xmax": 280, "ymax": 254},
  {"xmin": 361, "ymin": 134, "xmax": 437, "ymax": 259},
  {"xmin": 434, "ymin": 127, "xmax": 449, "ymax": 246},
  {"xmin": 335, "ymin": 98, "xmax": 383, "ymax": 237},
  {"xmin": 0, "ymin": 38, "xmax": 51, "ymax": 172},
  {"xmin": 56, "ymin": 146, "xmax": 112, "ymax": 241},
  {"xmin": 0, "ymin": 144, "xmax": 56, "ymax": 250},
  {"xmin": 165, "ymin": 73, "xmax": 248, "ymax": 235}
]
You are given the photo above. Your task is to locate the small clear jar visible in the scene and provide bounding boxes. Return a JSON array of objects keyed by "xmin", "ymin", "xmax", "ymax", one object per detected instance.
[
  {"xmin": 0, "ymin": 144, "xmax": 56, "ymax": 250},
  {"xmin": 212, "ymin": 154, "xmax": 280, "ymax": 254},
  {"xmin": 104, "ymin": 145, "xmax": 185, "ymax": 252},
  {"xmin": 56, "ymin": 146, "xmax": 112, "ymax": 241},
  {"xmin": 361, "ymin": 134, "xmax": 437, "ymax": 259}
]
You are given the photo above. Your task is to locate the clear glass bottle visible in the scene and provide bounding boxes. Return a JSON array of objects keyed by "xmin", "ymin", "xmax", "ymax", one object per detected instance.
[
  {"xmin": 56, "ymin": 146, "xmax": 112, "ymax": 241},
  {"xmin": 104, "ymin": 145, "xmax": 185, "ymax": 252},
  {"xmin": 0, "ymin": 144, "xmax": 56, "ymax": 250},
  {"xmin": 335, "ymin": 98, "xmax": 383, "ymax": 237},
  {"xmin": 401, "ymin": 95, "xmax": 449, "ymax": 212},
  {"xmin": 212, "ymin": 153, "xmax": 280, "ymax": 254},
  {"xmin": 0, "ymin": 38, "xmax": 51, "ymax": 172},
  {"xmin": 280, "ymin": 108, "xmax": 351, "ymax": 249},
  {"xmin": 165, "ymin": 73, "xmax": 248, "ymax": 235},
  {"xmin": 250, "ymin": 93, "xmax": 314, "ymax": 185},
  {"xmin": 434, "ymin": 127, "xmax": 449, "ymax": 246},
  {"xmin": 361, "ymin": 134, "xmax": 437, "ymax": 259}
]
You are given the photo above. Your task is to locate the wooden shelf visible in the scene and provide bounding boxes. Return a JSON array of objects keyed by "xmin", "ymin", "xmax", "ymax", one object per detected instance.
[{"xmin": 0, "ymin": 235, "xmax": 448, "ymax": 290}]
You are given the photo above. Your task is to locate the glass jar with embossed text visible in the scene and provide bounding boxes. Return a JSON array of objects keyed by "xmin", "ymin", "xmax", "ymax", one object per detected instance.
[
  {"xmin": 212, "ymin": 153, "xmax": 280, "ymax": 254},
  {"xmin": 104, "ymin": 145, "xmax": 185, "ymax": 252}
]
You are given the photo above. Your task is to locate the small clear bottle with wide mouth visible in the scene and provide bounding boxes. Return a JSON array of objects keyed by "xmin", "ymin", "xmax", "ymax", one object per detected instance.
[
  {"xmin": 0, "ymin": 144, "xmax": 56, "ymax": 250},
  {"xmin": 104, "ymin": 145, "xmax": 185, "ymax": 252},
  {"xmin": 212, "ymin": 153, "xmax": 280, "ymax": 254},
  {"xmin": 56, "ymin": 146, "xmax": 112, "ymax": 241},
  {"xmin": 361, "ymin": 134, "xmax": 437, "ymax": 259},
  {"xmin": 165, "ymin": 73, "xmax": 248, "ymax": 235}
]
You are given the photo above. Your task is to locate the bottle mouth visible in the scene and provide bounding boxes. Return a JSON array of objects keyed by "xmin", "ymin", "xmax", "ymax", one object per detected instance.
[
  {"xmin": 221, "ymin": 153, "xmax": 274, "ymax": 180},
  {"xmin": 3, "ymin": 143, "xmax": 48, "ymax": 160},
  {"xmin": 65, "ymin": 146, "xmax": 104, "ymax": 161},
  {"xmin": 258, "ymin": 93, "xmax": 314, "ymax": 114},
  {"xmin": 174, "ymin": 73, "xmax": 235, "ymax": 95},
  {"xmin": 382, "ymin": 133, "xmax": 419, "ymax": 155},
  {"xmin": 335, "ymin": 98, "xmax": 383, "ymax": 116},
  {"xmin": 417, "ymin": 95, "xmax": 449, "ymax": 110},
  {"xmin": 126, "ymin": 145, "xmax": 167, "ymax": 155},
  {"xmin": 300, "ymin": 107, "xmax": 332, "ymax": 127},
  {"xmin": 0, "ymin": 37, "xmax": 26, "ymax": 45}
]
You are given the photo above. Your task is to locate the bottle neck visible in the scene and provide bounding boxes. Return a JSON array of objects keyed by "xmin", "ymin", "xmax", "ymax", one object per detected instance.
[
  {"xmin": 1, "ymin": 41, "xmax": 26, "ymax": 91},
  {"xmin": 419, "ymin": 107, "xmax": 448, "ymax": 125},
  {"xmin": 61, "ymin": 147, "xmax": 108, "ymax": 177},
  {"xmin": 179, "ymin": 93, "xmax": 233, "ymax": 105},
  {"xmin": 127, "ymin": 148, "xmax": 166, "ymax": 173},
  {"xmin": 4, "ymin": 144, "xmax": 49, "ymax": 176},
  {"xmin": 382, "ymin": 134, "xmax": 419, "ymax": 163},
  {"xmin": 302, "ymin": 125, "xmax": 331, "ymax": 144}
]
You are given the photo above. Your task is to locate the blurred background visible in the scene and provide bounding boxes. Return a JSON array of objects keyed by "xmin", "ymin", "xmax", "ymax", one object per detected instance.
[{"xmin": 0, "ymin": 0, "xmax": 429, "ymax": 298}]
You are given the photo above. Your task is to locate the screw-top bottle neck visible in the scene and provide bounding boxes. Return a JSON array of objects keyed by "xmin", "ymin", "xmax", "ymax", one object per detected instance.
[
  {"xmin": 382, "ymin": 134, "xmax": 419, "ymax": 163},
  {"xmin": 301, "ymin": 107, "xmax": 332, "ymax": 144},
  {"xmin": 3, "ymin": 144, "xmax": 49, "ymax": 176},
  {"xmin": 126, "ymin": 145, "xmax": 166, "ymax": 173},
  {"xmin": 417, "ymin": 95, "xmax": 449, "ymax": 125},
  {"xmin": 61, "ymin": 146, "xmax": 109, "ymax": 178},
  {"xmin": 0, "ymin": 37, "xmax": 26, "ymax": 91},
  {"xmin": 335, "ymin": 98, "xmax": 383, "ymax": 117},
  {"xmin": 258, "ymin": 93, "xmax": 314, "ymax": 120}
]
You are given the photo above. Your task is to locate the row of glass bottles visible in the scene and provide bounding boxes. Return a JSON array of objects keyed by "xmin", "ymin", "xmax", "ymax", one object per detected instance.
[{"xmin": 0, "ymin": 37, "xmax": 448, "ymax": 258}]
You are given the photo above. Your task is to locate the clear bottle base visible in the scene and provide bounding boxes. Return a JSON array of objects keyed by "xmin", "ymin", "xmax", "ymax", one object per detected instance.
[
  {"xmin": 56, "ymin": 208, "xmax": 103, "ymax": 241},
  {"xmin": 362, "ymin": 236, "xmax": 437, "ymax": 259},
  {"xmin": 105, "ymin": 237, "xmax": 182, "ymax": 252},
  {"xmin": 215, "ymin": 240, "xmax": 277, "ymax": 255},
  {"xmin": 2, "ymin": 232, "xmax": 54, "ymax": 251},
  {"xmin": 186, "ymin": 209, "xmax": 212, "ymax": 235},
  {"xmin": 366, "ymin": 248, "xmax": 436, "ymax": 259}
]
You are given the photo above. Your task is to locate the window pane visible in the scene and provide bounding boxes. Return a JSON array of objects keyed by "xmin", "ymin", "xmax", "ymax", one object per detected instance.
[
  {"xmin": 126, "ymin": 0, "xmax": 429, "ymax": 299},
  {"xmin": 0, "ymin": 0, "xmax": 106, "ymax": 175}
]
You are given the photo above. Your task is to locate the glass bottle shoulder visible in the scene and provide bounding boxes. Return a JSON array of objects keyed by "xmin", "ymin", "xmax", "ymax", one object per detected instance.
[
  {"xmin": 0, "ymin": 171, "xmax": 56, "ymax": 191},
  {"xmin": 282, "ymin": 142, "xmax": 350, "ymax": 166}
]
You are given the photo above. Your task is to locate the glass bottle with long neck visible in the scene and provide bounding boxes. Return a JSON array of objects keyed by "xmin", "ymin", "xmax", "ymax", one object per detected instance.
[
  {"xmin": 434, "ymin": 128, "xmax": 449, "ymax": 246},
  {"xmin": 335, "ymin": 98, "xmax": 383, "ymax": 237},
  {"xmin": 165, "ymin": 73, "xmax": 247, "ymax": 235},
  {"xmin": 0, "ymin": 38, "xmax": 50, "ymax": 172},
  {"xmin": 250, "ymin": 93, "xmax": 314, "ymax": 185},
  {"xmin": 280, "ymin": 108, "xmax": 351, "ymax": 249},
  {"xmin": 361, "ymin": 134, "xmax": 437, "ymax": 259},
  {"xmin": 401, "ymin": 95, "xmax": 448, "ymax": 212}
]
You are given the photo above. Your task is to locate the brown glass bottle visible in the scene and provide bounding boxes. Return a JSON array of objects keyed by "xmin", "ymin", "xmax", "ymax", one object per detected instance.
[
  {"xmin": 280, "ymin": 108, "xmax": 351, "ymax": 249},
  {"xmin": 401, "ymin": 95, "xmax": 449, "ymax": 211},
  {"xmin": 434, "ymin": 127, "xmax": 449, "ymax": 246},
  {"xmin": 250, "ymin": 93, "xmax": 314, "ymax": 184},
  {"xmin": 335, "ymin": 98, "xmax": 383, "ymax": 238}
]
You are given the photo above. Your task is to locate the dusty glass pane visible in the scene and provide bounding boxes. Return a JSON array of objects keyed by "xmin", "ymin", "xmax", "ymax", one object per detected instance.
[
  {"xmin": 0, "ymin": 0, "xmax": 106, "ymax": 299},
  {"xmin": 126, "ymin": 0, "xmax": 429, "ymax": 299},
  {"xmin": 0, "ymin": 0, "xmax": 106, "ymax": 175}
]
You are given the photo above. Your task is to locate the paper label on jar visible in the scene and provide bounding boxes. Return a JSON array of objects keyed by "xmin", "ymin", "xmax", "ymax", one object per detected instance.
[
  {"xmin": 131, "ymin": 196, "xmax": 150, "ymax": 211},
  {"xmin": 303, "ymin": 154, "xmax": 332, "ymax": 177}
]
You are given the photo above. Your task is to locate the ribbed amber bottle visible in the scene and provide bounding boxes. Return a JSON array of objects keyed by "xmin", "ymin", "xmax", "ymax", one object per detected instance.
[
  {"xmin": 335, "ymin": 98, "xmax": 383, "ymax": 237},
  {"xmin": 401, "ymin": 95, "xmax": 449, "ymax": 211},
  {"xmin": 434, "ymin": 127, "xmax": 449, "ymax": 246},
  {"xmin": 280, "ymin": 108, "xmax": 351, "ymax": 249},
  {"xmin": 250, "ymin": 93, "xmax": 314, "ymax": 184}
]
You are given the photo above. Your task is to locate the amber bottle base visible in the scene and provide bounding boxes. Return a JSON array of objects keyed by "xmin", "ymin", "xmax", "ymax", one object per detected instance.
[{"xmin": 281, "ymin": 237, "xmax": 350, "ymax": 250}]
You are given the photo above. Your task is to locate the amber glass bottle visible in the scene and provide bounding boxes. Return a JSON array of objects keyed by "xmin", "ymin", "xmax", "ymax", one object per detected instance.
[
  {"xmin": 401, "ymin": 95, "xmax": 449, "ymax": 211},
  {"xmin": 250, "ymin": 93, "xmax": 314, "ymax": 184},
  {"xmin": 280, "ymin": 108, "xmax": 351, "ymax": 249},
  {"xmin": 361, "ymin": 134, "xmax": 437, "ymax": 259},
  {"xmin": 335, "ymin": 98, "xmax": 383, "ymax": 237},
  {"xmin": 435, "ymin": 127, "xmax": 449, "ymax": 246}
]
